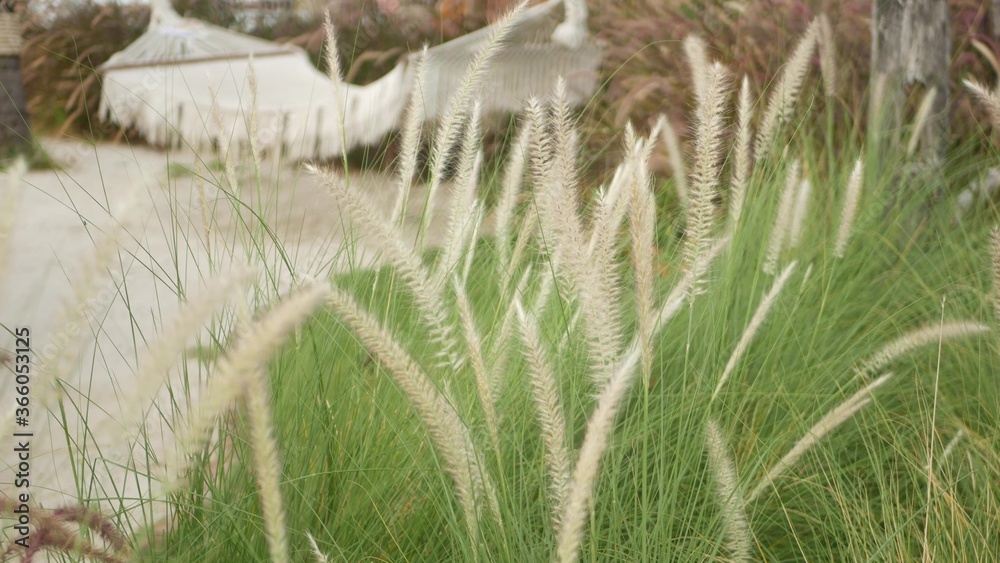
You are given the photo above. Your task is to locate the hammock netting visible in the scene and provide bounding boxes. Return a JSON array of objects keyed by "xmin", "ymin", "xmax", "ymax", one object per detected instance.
[{"xmin": 98, "ymin": 0, "xmax": 602, "ymax": 160}]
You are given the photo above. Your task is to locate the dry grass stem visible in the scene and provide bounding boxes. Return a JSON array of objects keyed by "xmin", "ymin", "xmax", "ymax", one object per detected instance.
[
  {"xmin": 705, "ymin": 419, "xmax": 752, "ymax": 563},
  {"xmin": 208, "ymin": 84, "xmax": 241, "ymax": 196},
  {"xmin": 245, "ymin": 367, "xmax": 289, "ymax": 563},
  {"xmin": 655, "ymin": 115, "xmax": 689, "ymax": 209},
  {"xmin": 494, "ymin": 123, "xmax": 531, "ymax": 271},
  {"xmin": 436, "ymin": 102, "xmax": 484, "ymax": 288},
  {"xmin": 533, "ymin": 81, "xmax": 621, "ymax": 384},
  {"xmin": 748, "ymin": 372, "xmax": 895, "ymax": 503},
  {"xmin": 629, "ymin": 150, "xmax": 657, "ymax": 385},
  {"xmin": 729, "ymin": 77, "xmax": 754, "ymax": 228},
  {"xmin": 391, "ymin": 46, "xmax": 428, "ymax": 226},
  {"xmin": 247, "ymin": 58, "xmax": 262, "ymax": 174},
  {"xmin": 322, "ymin": 11, "xmax": 345, "ymax": 133},
  {"xmin": 788, "ymin": 178, "xmax": 812, "ymax": 249},
  {"xmin": 907, "ymin": 87, "xmax": 938, "ymax": 157},
  {"xmin": 420, "ymin": 0, "xmax": 529, "ymax": 247},
  {"xmin": 991, "ymin": 227, "xmax": 1000, "ymax": 323},
  {"xmin": 834, "ymin": 158, "xmax": 864, "ymax": 258},
  {"xmin": 940, "ymin": 428, "xmax": 967, "ymax": 464},
  {"xmin": 515, "ymin": 301, "xmax": 571, "ymax": 531},
  {"xmin": 755, "ymin": 19, "xmax": 820, "ymax": 158},
  {"xmin": 856, "ymin": 321, "xmax": 989, "ymax": 380},
  {"xmin": 763, "ymin": 160, "xmax": 799, "ymax": 275},
  {"xmin": 713, "ymin": 261, "xmax": 797, "ymax": 400},
  {"xmin": 24, "ymin": 196, "xmax": 136, "ymax": 434},
  {"xmin": 818, "ymin": 14, "xmax": 838, "ymax": 98},
  {"xmin": 684, "ymin": 62, "xmax": 730, "ymax": 296},
  {"xmin": 454, "ymin": 278, "xmax": 501, "ymax": 456}
]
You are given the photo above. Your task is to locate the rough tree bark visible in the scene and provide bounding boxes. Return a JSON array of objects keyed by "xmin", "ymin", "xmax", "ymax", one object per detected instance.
[
  {"xmin": 871, "ymin": 0, "xmax": 950, "ymax": 160},
  {"xmin": 0, "ymin": 0, "xmax": 31, "ymax": 155}
]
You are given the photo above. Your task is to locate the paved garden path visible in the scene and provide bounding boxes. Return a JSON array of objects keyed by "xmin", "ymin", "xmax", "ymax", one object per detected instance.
[{"xmin": 1, "ymin": 137, "xmax": 450, "ymax": 537}]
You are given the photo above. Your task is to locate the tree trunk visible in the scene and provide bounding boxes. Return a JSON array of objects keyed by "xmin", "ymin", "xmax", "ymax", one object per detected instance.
[
  {"xmin": 0, "ymin": 1, "xmax": 31, "ymax": 155},
  {"xmin": 871, "ymin": 0, "xmax": 950, "ymax": 160},
  {"xmin": 992, "ymin": 0, "xmax": 1000, "ymax": 43}
]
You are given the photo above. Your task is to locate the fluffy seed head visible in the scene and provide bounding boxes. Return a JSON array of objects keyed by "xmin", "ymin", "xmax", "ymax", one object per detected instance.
[
  {"xmin": 834, "ymin": 157, "xmax": 864, "ymax": 258},
  {"xmin": 705, "ymin": 419, "xmax": 752, "ymax": 562}
]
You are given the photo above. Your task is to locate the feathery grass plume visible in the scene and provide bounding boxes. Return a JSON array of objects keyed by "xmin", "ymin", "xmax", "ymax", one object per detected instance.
[
  {"xmin": 454, "ymin": 277, "xmax": 501, "ymax": 456},
  {"xmin": 683, "ymin": 62, "xmax": 730, "ymax": 296},
  {"xmin": 244, "ymin": 367, "xmax": 289, "ymax": 563},
  {"xmin": 515, "ymin": 300, "xmax": 571, "ymax": 531},
  {"xmin": 487, "ymin": 265, "xmax": 539, "ymax": 399},
  {"xmin": 729, "ymin": 77, "xmax": 754, "ymax": 228},
  {"xmin": 322, "ymin": 11, "xmax": 345, "ymax": 135},
  {"xmin": 656, "ymin": 114, "xmax": 689, "ymax": 209},
  {"xmin": 435, "ymin": 102, "xmax": 484, "ymax": 289},
  {"xmin": 309, "ymin": 164, "xmax": 456, "ymax": 366},
  {"xmin": 684, "ymin": 35, "xmax": 710, "ymax": 102},
  {"xmin": 459, "ymin": 202, "xmax": 484, "ymax": 286},
  {"xmin": 788, "ymin": 178, "xmax": 812, "ymax": 249},
  {"xmin": 755, "ymin": 19, "xmax": 820, "ymax": 159},
  {"xmin": 391, "ymin": 46, "xmax": 429, "ymax": 227},
  {"xmin": 534, "ymin": 79, "xmax": 622, "ymax": 384},
  {"xmin": 326, "ymin": 285, "xmax": 497, "ymax": 539},
  {"xmin": 907, "ymin": 87, "xmax": 938, "ymax": 157},
  {"xmin": 208, "ymin": 84, "xmax": 241, "ymax": 197},
  {"xmin": 855, "ymin": 321, "xmax": 989, "ymax": 380},
  {"xmin": 494, "ymin": 121, "xmax": 531, "ymax": 273},
  {"xmin": 964, "ymin": 78, "xmax": 1000, "ymax": 129},
  {"xmin": 588, "ymin": 122, "xmax": 645, "ymax": 258},
  {"xmin": 763, "ymin": 159, "xmax": 799, "ymax": 275},
  {"xmin": 629, "ymin": 142, "xmax": 657, "ymax": 386},
  {"xmin": 246, "ymin": 57, "xmax": 262, "ymax": 175},
  {"xmin": 834, "ymin": 157, "xmax": 864, "ymax": 258},
  {"xmin": 992, "ymin": 227, "xmax": 1000, "ymax": 323},
  {"xmin": 162, "ymin": 283, "xmax": 331, "ymax": 492},
  {"xmin": 307, "ymin": 533, "xmax": 329, "ymax": 563},
  {"xmin": 0, "ymin": 498, "xmax": 129, "ymax": 562},
  {"xmin": 121, "ymin": 270, "xmax": 254, "ymax": 430},
  {"xmin": 0, "ymin": 157, "xmax": 26, "ymax": 302},
  {"xmin": 713, "ymin": 261, "xmax": 797, "ymax": 401},
  {"xmin": 555, "ymin": 237, "xmax": 729, "ymax": 563},
  {"xmin": 748, "ymin": 372, "xmax": 895, "ymax": 503},
  {"xmin": 705, "ymin": 419, "xmax": 752, "ymax": 563},
  {"xmin": 419, "ymin": 0, "xmax": 530, "ymax": 249},
  {"xmin": 921, "ymin": 301, "xmax": 947, "ymax": 563},
  {"xmin": 939, "ymin": 428, "xmax": 967, "ymax": 465},
  {"xmin": 817, "ymin": 14, "xmax": 838, "ymax": 99},
  {"xmin": 195, "ymin": 160, "xmax": 213, "ymax": 262}
]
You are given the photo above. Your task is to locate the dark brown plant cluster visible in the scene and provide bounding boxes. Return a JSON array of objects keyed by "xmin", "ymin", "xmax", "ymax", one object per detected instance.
[
  {"xmin": 19, "ymin": 1, "xmax": 150, "ymax": 138},
  {"xmin": 589, "ymin": 0, "xmax": 1000, "ymax": 174},
  {"xmin": 0, "ymin": 496, "xmax": 130, "ymax": 562}
]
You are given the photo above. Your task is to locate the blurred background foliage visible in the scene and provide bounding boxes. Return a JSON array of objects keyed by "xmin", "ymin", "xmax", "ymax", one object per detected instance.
[{"xmin": 16, "ymin": 0, "xmax": 1000, "ymax": 171}]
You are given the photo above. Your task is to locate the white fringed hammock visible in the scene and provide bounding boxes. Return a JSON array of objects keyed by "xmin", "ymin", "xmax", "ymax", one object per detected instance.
[{"xmin": 98, "ymin": 0, "xmax": 602, "ymax": 160}]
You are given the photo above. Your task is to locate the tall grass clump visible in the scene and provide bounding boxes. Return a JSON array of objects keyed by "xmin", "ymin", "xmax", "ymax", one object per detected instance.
[
  {"xmin": 160, "ymin": 16, "xmax": 990, "ymax": 561},
  {"xmin": 13, "ymin": 8, "xmax": 1000, "ymax": 563},
  {"xmin": 132, "ymin": 13, "xmax": 1000, "ymax": 562}
]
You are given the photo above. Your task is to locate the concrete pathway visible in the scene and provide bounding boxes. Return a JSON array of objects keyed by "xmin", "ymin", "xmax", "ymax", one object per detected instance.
[{"xmin": 0, "ymin": 137, "xmax": 450, "ymax": 541}]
